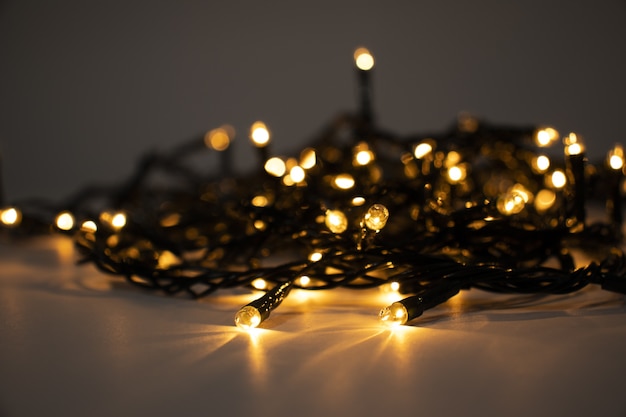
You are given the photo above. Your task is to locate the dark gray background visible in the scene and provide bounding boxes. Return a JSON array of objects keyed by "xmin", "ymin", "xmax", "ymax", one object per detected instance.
[{"xmin": 1, "ymin": 0, "xmax": 625, "ymax": 202}]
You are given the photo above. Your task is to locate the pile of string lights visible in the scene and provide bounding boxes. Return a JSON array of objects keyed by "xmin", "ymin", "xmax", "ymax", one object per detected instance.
[{"xmin": 1, "ymin": 48, "xmax": 625, "ymax": 329}]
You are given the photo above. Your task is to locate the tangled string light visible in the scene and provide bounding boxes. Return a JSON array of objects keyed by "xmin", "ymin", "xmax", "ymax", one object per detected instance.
[{"xmin": 1, "ymin": 48, "xmax": 625, "ymax": 329}]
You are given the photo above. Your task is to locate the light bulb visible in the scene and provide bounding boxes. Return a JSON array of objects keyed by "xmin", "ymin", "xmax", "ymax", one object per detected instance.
[
  {"xmin": 534, "ymin": 155, "xmax": 550, "ymax": 173},
  {"xmin": 364, "ymin": 204, "xmax": 389, "ymax": 231},
  {"xmin": 0, "ymin": 207, "xmax": 21, "ymax": 227},
  {"xmin": 235, "ymin": 306, "xmax": 262, "ymax": 330},
  {"xmin": 608, "ymin": 145, "xmax": 624, "ymax": 170},
  {"xmin": 80, "ymin": 220, "xmax": 97, "ymax": 232},
  {"xmin": 413, "ymin": 142, "xmax": 433, "ymax": 159},
  {"xmin": 379, "ymin": 302, "xmax": 408, "ymax": 327},
  {"xmin": 204, "ymin": 125, "xmax": 234, "ymax": 151},
  {"xmin": 308, "ymin": 251, "xmax": 323, "ymax": 262},
  {"xmin": 334, "ymin": 174, "xmax": 355, "ymax": 190},
  {"xmin": 550, "ymin": 170, "xmax": 567, "ymax": 189},
  {"xmin": 325, "ymin": 210, "xmax": 348, "ymax": 233},
  {"xmin": 565, "ymin": 142, "xmax": 584, "ymax": 156},
  {"xmin": 354, "ymin": 47, "xmax": 374, "ymax": 71},
  {"xmin": 535, "ymin": 127, "xmax": 559, "ymax": 147},
  {"xmin": 111, "ymin": 213, "xmax": 127, "ymax": 230},
  {"xmin": 265, "ymin": 157, "xmax": 286, "ymax": 177},
  {"xmin": 251, "ymin": 278, "xmax": 268, "ymax": 290},
  {"xmin": 250, "ymin": 121, "xmax": 270, "ymax": 147},
  {"xmin": 290, "ymin": 166, "xmax": 306, "ymax": 183},
  {"xmin": 447, "ymin": 165, "xmax": 466, "ymax": 183},
  {"xmin": 55, "ymin": 211, "xmax": 75, "ymax": 231},
  {"xmin": 300, "ymin": 148, "xmax": 317, "ymax": 169},
  {"xmin": 251, "ymin": 195, "xmax": 269, "ymax": 207},
  {"xmin": 535, "ymin": 189, "xmax": 556, "ymax": 212}
]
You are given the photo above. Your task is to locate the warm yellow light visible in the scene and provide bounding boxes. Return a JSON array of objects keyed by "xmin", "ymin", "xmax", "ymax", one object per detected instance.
[
  {"xmin": 251, "ymin": 195, "xmax": 269, "ymax": 207},
  {"xmin": 354, "ymin": 47, "xmax": 374, "ymax": 71},
  {"xmin": 157, "ymin": 250, "xmax": 180, "ymax": 269},
  {"xmin": 264, "ymin": 157, "xmax": 286, "ymax": 177},
  {"xmin": 535, "ymin": 189, "xmax": 556, "ymax": 212},
  {"xmin": 334, "ymin": 174, "xmax": 355, "ymax": 190},
  {"xmin": 535, "ymin": 127, "xmax": 559, "ymax": 147},
  {"xmin": 325, "ymin": 210, "xmax": 348, "ymax": 233},
  {"xmin": 80, "ymin": 220, "xmax": 97, "ymax": 232},
  {"xmin": 290, "ymin": 166, "xmax": 306, "ymax": 183},
  {"xmin": 298, "ymin": 275, "xmax": 311, "ymax": 287},
  {"xmin": 534, "ymin": 155, "xmax": 551, "ymax": 172},
  {"xmin": 251, "ymin": 278, "xmax": 268, "ymax": 291},
  {"xmin": 390, "ymin": 281, "xmax": 400, "ymax": 292},
  {"xmin": 447, "ymin": 165, "xmax": 466, "ymax": 183},
  {"xmin": 55, "ymin": 211, "xmax": 75, "ymax": 231},
  {"xmin": 563, "ymin": 132, "xmax": 580, "ymax": 146},
  {"xmin": 111, "ymin": 213, "xmax": 127, "ymax": 230},
  {"xmin": 551, "ymin": 170, "xmax": 567, "ymax": 189},
  {"xmin": 308, "ymin": 251, "xmax": 323, "ymax": 262},
  {"xmin": 300, "ymin": 148, "xmax": 317, "ymax": 169},
  {"xmin": 608, "ymin": 145, "xmax": 624, "ymax": 170},
  {"xmin": 0, "ymin": 207, "xmax": 21, "ymax": 227},
  {"xmin": 351, "ymin": 196, "xmax": 366, "ymax": 206},
  {"xmin": 354, "ymin": 149, "xmax": 374, "ymax": 166},
  {"xmin": 235, "ymin": 305, "xmax": 262, "ymax": 330},
  {"xmin": 497, "ymin": 185, "xmax": 531, "ymax": 216},
  {"xmin": 250, "ymin": 121, "xmax": 270, "ymax": 147},
  {"xmin": 253, "ymin": 220, "xmax": 267, "ymax": 231},
  {"xmin": 204, "ymin": 125, "xmax": 234, "ymax": 151},
  {"xmin": 364, "ymin": 204, "xmax": 389, "ymax": 231},
  {"xmin": 413, "ymin": 142, "xmax": 433, "ymax": 159},
  {"xmin": 565, "ymin": 142, "xmax": 584, "ymax": 156},
  {"xmin": 379, "ymin": 302, "xmax": 408, "ymax": 327}
]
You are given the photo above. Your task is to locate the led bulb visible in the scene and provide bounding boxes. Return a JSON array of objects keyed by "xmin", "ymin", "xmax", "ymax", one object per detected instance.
[
  {"xmin": 80, "ymin": 220, "xmax": 97, "ymax": 232},
  {"xmin": 325, "ymin": 210, "xmax": 348, "ymax": 234},
  {"xmin": 308, "ymin": 251, "xmax": 323, "ymax": 262},
  {"xmin": 290, "ymin": 166, "xmax": 306, "ymax": 183},
  {"xmin": 413, "ymin": 142, "xmax": 433, "ymax": 159},
  {"xmin": 204, "ymin": 125, "xmax": 234, "ymax": 151},
  {"xmin": 535, "ymin": 189, "xmax": 556, "ymax": 212},
  {"xmin": 0, "ymin": 207, "xmax": 21, "ymax": 227},
  {"xmin": 379, "ymin": 302, "xmax": 408, "ymax": 327},
  {"xmin": 250, "ymin": 121, "xmax": 270, "ymax": 147},
  {"xmin": 265, "ymin": 157, "xmax": 286, "ymax": 177},
  {"xmin": 608, "ymin": 145, "xmax": 624, "ymax": 170},
  {"xmin": 55, "ymin": 211, "xmax": 75, "ymax": 231},
  {"xmin": 300, "ymin": 148, "xmax": 317, "ymax": 169},
  {"xmin": 364, "ymin": 204, "xmax": 389, "ymax": 231},
  {"xmin": 550, "ymin": 170, "xmax": 567, "ymax": 189},
  {"xmin": 534, "ymin": 155, "xmax": 550, "ymax": 173},
  {"xmin": 235, "ymin": 306, "xmax": 262, "ymax": 330},
  {"xmin": 447, "ymin": 165, "xmax": 466, "ymax": 183},
  {"xmin": 535, "ymin": 127, "xmax": 559, "ymax": 147},
  {"xmin": 251, "ymin": 278, "xmax": 268, "ymax": 290},
  {"xmin": 333, "ymin": 174, "xmax": 355, "ymax": 190},
  {"xmin": 354, "ymin": 47, "xmax": 374, "ymax": 71},
  {"xmin": 111, "ymin": 213, "xmax": 127, "ymax": 230},
  {"xmin": 565, "ymin": 142, "xmax": 584, "ymax": 156}
]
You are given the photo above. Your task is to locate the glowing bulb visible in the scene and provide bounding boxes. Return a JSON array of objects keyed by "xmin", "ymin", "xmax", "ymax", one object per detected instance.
[
  {"xmin": 354, "ymin": 47, "xmax": 374, "ymax": 71},
  {"xmin": 379, "ymin": 302, "xmax": 408, "ymax": 327},
  {"xmin": 0, "ymin": 207, "xmax": 21, "ymax": 227},
  {"xmin": 80, "ymin": 220, "xmax": 97, "ymax": 232},
  {"xmin": 551, "ymin": 170, "xmax": 567, "ymax": 189},
  {"xmin": 300, "ymin": 148, "xmax": 317, "ymax": 169},
  {"xmin": 204, "ymin": 125, "xmax": 234, "ymax": 151},
  {"xmin": 535, "ymin": 127, "xmax": 559, "ymax": 147},
  {"xmin": 265, "ymin": 157, "xmax": 286, "ymax": 177},
  {"xmin": 111, "ymin": 213, "xmax": 127, "ymax": 230},
  {"xmin": 364, "ymin": 203, "xmax": 389, "ymax": 231},
  {"xmin": 447, "ymin": 165, "xmax": 466, "ymax": 183},
  {"xmin": 534, "ymin": 155, "xmax": 550, "ymax": 172},
  {"xmin": 325, "ymin": 210, "xmax": 348, "ymax": 234},
  {"xmin": 250, "ymin": 121, "xmax": 270, "ymax": 147},
  {"xmin": 390, "ymin": 281, "xmax": 400, "ymax": 292},
  {"xmin": 413, "ymin": 142, "xmax": 433, "ymax": 159},
  {"xmin": 308, "ymin": 251, "xmax": 323, "ymax": 262},
  {"xmin": 351, "ymin": 196, "xmax": 366, "ymax": 206},
  {"xmin": 55, "ymin": 211, "xmax": 75, "ymax": 231},
  {"xmin": 334, "ymin": 174, "xmax": 355, "ymax": 190},
  {"xmin": 251, "ymin": 278, "xmax": 268, "ymax": 290},
  {"xmin": 565, "ymin": 142, "xmax": 584, "ymax": 156},
  {"xmin": 535, "ymin": 189, "xmax": 556, "ymax": 212},
  {"xmin": 608, "ymin": 145, "xmax": 624, "ymax": 170},
  {"xmin": 290, "ymin": 166, "xmax": 306, "ymax": 183},
  {"xmin": 251, "ymin": 195, "xmax": 269, "ymax": 207},
  {"xmin": 235, "ymin": 305, "xmax": 262, "ymax": 330},
  {"xmin": 298, "ymin": 275, "xmax": 311, "ymax": 287},
  {"xmin": 497, "ymin": 192, "xmax": 526, "ymax": 215},
  {"xmin": 563, "ymin": 132, "xmax": 580, "ymax": 146}
]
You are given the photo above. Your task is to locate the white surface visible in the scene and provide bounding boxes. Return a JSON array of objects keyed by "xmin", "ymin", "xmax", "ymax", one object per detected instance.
[{"xmin": 1, "ymin": 236, "xmax": 626, "ymax": 417}]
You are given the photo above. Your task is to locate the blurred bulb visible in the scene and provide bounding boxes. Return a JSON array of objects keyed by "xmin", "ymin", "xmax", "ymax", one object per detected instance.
[
  {"xmin": 413, "ymin": 142, "xmax": 433, "ymax": 159},
  {"xmin": 290, "ymin": 166, "xmax": 306, "ymax": 183},
  {"xmin": 235, "ymin": 305, "xmax": 262, "ymax": 330},
  {"xmin": 80, "ymin": 220, "xmax": 97, "ymax": 232},
  {"xmin": 497, "ymin": 185, "xmax": 530, "ymax": 215},
  {"xmin": 251, "ymin": 195, "xmax": 269, "ymax": 207},
  {"xmin": 325, "ymin": 210, "xmax": 348, "ymax": 233},
  {"xmin": 204, "ymin": 125, "xmax": 234, "ymax": 151},
  {"xmin": 308, "ymin": 251, "xmax": 323, "ymax": 262},
  {"xmin": 565, "ymin": 142, "xmax": 584, "ymax": 156},
  {"xmin": 563, "ymin": 132, "xmax": 580, "ymax": 146},
  {"xmin": 535, "ymin": 127, "xmax": 559, "ymax": 147},
  {"xmin": 354, "ymin": 149, "xmax": 374, "ymax": 166},
  {"xmin": 351, "ymin": 196, "xmax": 366, "ymax": 206},
  {"xmin": 447, "ymin": 165, "xmax": 466, "ymax": 183},
  {"xmin": 364, "ymin": 204, "xmax": 389, "ymax": 231},
  {"xmin": 608, "ymin": 145, "xmax": 624, "ymax": 170},
  {"xmin": 379, "ymin": 302, "xmax": 408, "ymax": 327},
  {"xmin": 251, "ymin": 278, "xmax": 268, "ymax": 290},
  {"xmin": 265, "ymin": 157, "xmax": 286, "ymax": 177},
  {"xmin": 534, "ymin": 155, "xmax": 550, "ymax": 173},
  {"xmin": 390, "ymin": 281, "xmax": 400, "ymax": 292},
  {"xmin": 55, "ymin": 211, "xmax": 75, "ymax": 231},
  {"xmin": 535, "ymin": 189, "xmax": 556, "ymax": 212},
  {"xmin": 111, "ymin": 213, "xmax": 127, "ymax": 230},
  {"xmin": 551, "ymin": 170, "xmax": 567, "ymax": 189},
  {"xmin": 250, "ymin": 121, "xmax": 270, "ymax": 147},
  {"xmin": 300, "ymin": 148, "xmax": 317, "ymax": 169},
  {"xmin": 334, "ymin": 174, "xmax": 355, "ymax": 190},
  {"xmin": 354, "ymin": 47, "xmax": 374, "ymax": 71},
  {"xmin": 298, "ymin": 275, "xmax": 311, "ymax": 287},
  {"xmin": 0, "ymin": 207, "xmax": 21, "ymax": 227}
]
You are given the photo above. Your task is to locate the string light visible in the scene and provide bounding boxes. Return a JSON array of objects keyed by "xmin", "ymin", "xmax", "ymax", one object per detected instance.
[{"xmin": 2, "ymin": 48, "xmax": 625, "ymax": 331}]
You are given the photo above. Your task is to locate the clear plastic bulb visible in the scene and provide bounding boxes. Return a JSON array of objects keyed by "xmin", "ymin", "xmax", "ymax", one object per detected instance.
[
  {"xmin": 364, "ymin": 204, "xmax": 389, "ymax": 231},
  {"xmin": 379, "ymin": 302, "xmax": 408, "ymax": 327},
  {"xmin": 235, "ymin": 306, "xmax": 262, "ymax": 330}
]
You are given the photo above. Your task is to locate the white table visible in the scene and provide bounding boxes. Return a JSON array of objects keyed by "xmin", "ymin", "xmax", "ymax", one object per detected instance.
[{"xmin": 1, "ymin": 235, "xmax": 625, "ymax": 417}]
